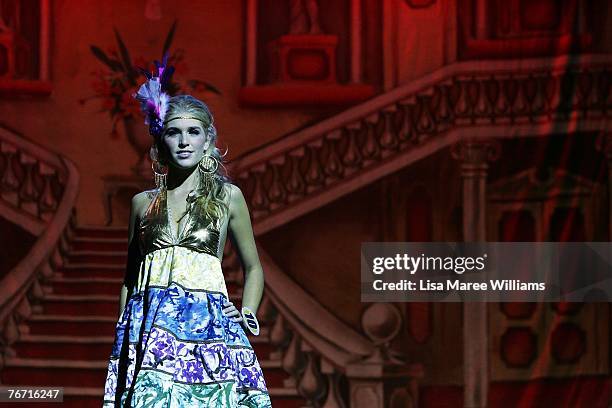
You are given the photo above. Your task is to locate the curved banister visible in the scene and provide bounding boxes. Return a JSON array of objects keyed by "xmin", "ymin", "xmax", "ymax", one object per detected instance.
[
  {"xmin": 0, "ymin": 126, "xmax": 80, "ymax": 351},
  {"xmin": 230, "ymin": 54, "xmax": 612, "ymax": 236},
  {"xmin": 257, "ymin": 243, "xmax": 373, "ymax": 366},
  {"xmin": 0, "ymin": 158, "xmax": 79, "ymax": 316},
  {"xmin": 231, "ymin": 53, "xmax": 612, "ymax": 171}
]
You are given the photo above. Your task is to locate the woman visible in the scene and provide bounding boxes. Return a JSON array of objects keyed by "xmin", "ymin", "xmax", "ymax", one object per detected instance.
[{"xmin": 102, "ymin": 55, "xmax": 272, "ymax": 407}]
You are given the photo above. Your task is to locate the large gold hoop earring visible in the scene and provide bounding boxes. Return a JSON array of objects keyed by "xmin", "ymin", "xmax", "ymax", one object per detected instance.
[
  {"xmin": 198, "ymin": 154, "xmax": 219, "ymax": 192},
  {"xmin": 150, "ymin": 146, "xmax": 168, "ymax": 191}
]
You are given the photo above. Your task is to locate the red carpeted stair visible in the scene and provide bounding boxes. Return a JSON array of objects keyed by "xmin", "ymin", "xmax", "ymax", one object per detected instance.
[{"xmin": 1, "ymin": 225, "xmax": 304, "ymax": 407}]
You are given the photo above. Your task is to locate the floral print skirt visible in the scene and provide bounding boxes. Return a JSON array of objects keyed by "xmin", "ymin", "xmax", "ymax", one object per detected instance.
[{"xmin": 102, "ymin": 247, "xmax": 272, "ymax": 407}]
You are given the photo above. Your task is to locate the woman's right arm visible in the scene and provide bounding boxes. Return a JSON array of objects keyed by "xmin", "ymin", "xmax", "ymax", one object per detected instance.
[{"xmin": 118, "ymin": 193, "xmax": 141, "ymax": 320}]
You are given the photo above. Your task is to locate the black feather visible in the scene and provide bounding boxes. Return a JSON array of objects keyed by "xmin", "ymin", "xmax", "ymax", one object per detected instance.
[
  {"xmin": 90, "ymin": 45, "xmax": 124, "ymax": 72},
  {"xmin": 135, "ymin": 66, "xmax": 152, "ymax": 79},
  {"xmin": 113, "ymin": 27, "xmax": 136, "ymax": 85},
  {"xmin": 162, "ymin": 20, "xmax": 178, "ymax": 56}
]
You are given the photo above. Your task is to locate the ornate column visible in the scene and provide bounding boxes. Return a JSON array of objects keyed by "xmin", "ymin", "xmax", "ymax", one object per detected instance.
[
  {"xmin": 350, "ymin": 0, "xmax": 362, "ymax": 83},
  {"xmin": 382, "ymin": 0, "xmax": 396, "ymax": 91},
  {"xmin": 245, "ymin": 0, "xmax": 258, "ymax": 85},
  {"xmin": 39, "ymin": 0, "xmax": 50, "ymax": 80},
  {"xmin": 451, "ymin": 139, "xmax": 500, "ymax": 408},
  {"xmin": 346, "ymin": 303, "xmax": 423, "ymax": 408},
  {"xmin": 475, "ymin": 0, "xmax": 488, "ymax": 39}
]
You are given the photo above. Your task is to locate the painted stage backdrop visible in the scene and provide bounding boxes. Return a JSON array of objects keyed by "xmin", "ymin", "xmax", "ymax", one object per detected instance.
[{"xmin": 0, "ymin": 0, "xmax": 610, "ymax": 407}]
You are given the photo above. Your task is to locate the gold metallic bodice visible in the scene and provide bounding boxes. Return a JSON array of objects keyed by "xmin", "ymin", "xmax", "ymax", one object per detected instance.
[{"xmin": 137, "ymin": 188, "xmax": 227, "ymax": 259}]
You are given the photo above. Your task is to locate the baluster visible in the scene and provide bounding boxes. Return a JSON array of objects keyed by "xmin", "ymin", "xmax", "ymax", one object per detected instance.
[
  {"xmin": 360, "ymin": 117, "xmax": 380, "ymax": 161},
  {"xmin": 341, "ymin": 126, "xmax": 363, "ymax": 170},
  {"xmin": 522, "ymin": 74, "xmax": 538, "ymax": 119},
  {"xmin": 321, "ymin": 361, "xmax": 346, "ymax": 408},
  {"xmin": 250, "ymin": 167, "xmax": 269, "ymax": 212},
  {"xmin": 37, "ymin": 161, "xmax": 58, "ymax": 220},
  {"xmin": 0, "ymin": 144, "xmax": 20, "ymax": 206},
  {"xmin": 474, "ymin": 77, "xmax": 490, "ymax": 119},
  {"xmin": 378, "ymin": 108, "xmax": 399, "ymax": 152},
  {"xmin": 533, "ymin": 76, "xmax": 546, "ymax": 118},
  {"xmin": 50, "ymin": 243, "xmax": 64, "ymax": 270},
  {"xmin": 269, "ymin": 313, "xmax": 290, "ymax": 360},
  {"xmin": 2, "ymin": 315, "xmax": 20, "ymax": 346},
  {"xmin": 15, "ymin": 296, "xmax": 32, "ymax": 321},
  {"xmin": 18, "ymin": 152, "xmax": 40, "ymax": 216},
  {"xmin": 453, "ymin": 79, "xmax": 470, "ymax": 121},
  {"xmin": 59, "ymin": 228, "xmax": 71, "ymax": 255},
  {"xmin": 322, "ymin": 130, "xmax": 344, "ymax": 180},
  {"xmin": 434, "ymin": 84, "xmax": 452, "ymax": 126},
  {"xmin": 397, "ymin": 102, "xmax": 416, "ymax": 144},
  {"xmin": 415, "ymin": 95, "xmax": 435, "ymax": 138},
  {"xmin": 39, "ymin": 259, "xmax": 54, "ymax": 280},
  {"xmin": 304, "ymin": 144, "xmax": 325, "ymax": 189},
  {"xmin": 282, "ymin": 332, "xmax": 306, "ymax": 387},
  {"xmin": 502, "ymin": 77, "xmax": 517, "ymax": 119},
  {"xmin": 29, "ymin": 278, "xmax": 45, "ymax": 300},
  {"xmin": 286, "ymin": 149, "xmax": 307, "ymax": 197},
  {"xmin": 267, "ymin": 161, "xmax": 287, "ymax": 207},
  {"xmin": 494, "ymin": 76, "xmax": 509, "ymax": 117},
  {"xmin": 297, "ymin": 347, "xmax": 326, "ymax": 407},
  {"xmin": 512, "ymin": 76, "xmax": 528, "ymax": 119},
  {"xmin": 465, "ymin": 77, "xmax": 481, "ymax": 122}
]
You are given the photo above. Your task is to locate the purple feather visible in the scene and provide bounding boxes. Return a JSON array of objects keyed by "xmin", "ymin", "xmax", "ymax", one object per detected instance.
[{"xmin": 132, "ymin": 51, "xmax": 176, "ymax": 136}]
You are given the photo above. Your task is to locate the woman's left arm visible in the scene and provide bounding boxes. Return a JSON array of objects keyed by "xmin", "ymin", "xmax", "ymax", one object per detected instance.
[{"xmin": 227, "ymin": 184, "xmax": 265, "ymax": 314}]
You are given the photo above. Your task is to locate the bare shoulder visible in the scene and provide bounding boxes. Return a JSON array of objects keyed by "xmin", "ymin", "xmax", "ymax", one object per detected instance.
[
  {"xmin": 132, "ymin": 189, "xmax": 157, "ymax": 219},
  {"xmin": 224, "ymin": 183, "xmax": 245, "ymax": 219}
]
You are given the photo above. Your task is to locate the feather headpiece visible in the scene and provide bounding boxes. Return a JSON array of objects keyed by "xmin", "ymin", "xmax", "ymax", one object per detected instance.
[{"xmin": 133, "ymin": 52, "xmax": 175, "ymax": 137}]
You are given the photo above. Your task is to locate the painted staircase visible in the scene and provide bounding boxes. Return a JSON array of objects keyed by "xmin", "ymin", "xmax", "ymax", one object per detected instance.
[
  {"xmin": 2, "ymin": 54, "xmax": 611, "ymax": 407},
  {"xmin": 1, "ymin": 225, "xmax": 304, "ymax": 407}
]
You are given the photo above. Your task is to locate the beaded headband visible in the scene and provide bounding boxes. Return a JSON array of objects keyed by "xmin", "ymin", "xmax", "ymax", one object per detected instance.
[
  {"xmin": 163, "ymin": 115, "xmax": 201, "ymax": 124},
  {"xmin": 163, "ymin": 115, "xmax": 215, "ymax": 137}
]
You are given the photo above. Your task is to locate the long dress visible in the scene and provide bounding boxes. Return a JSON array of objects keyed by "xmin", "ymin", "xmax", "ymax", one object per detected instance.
[{"xmin": 102, "ymin": 186, "xmax": 272, "ymax": 407}]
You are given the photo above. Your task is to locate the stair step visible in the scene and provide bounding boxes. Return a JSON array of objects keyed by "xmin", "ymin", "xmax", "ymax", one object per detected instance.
[
  {"xmin": 19, "ymin": 334, "xmax": 115, "ymax": 342},
  {"xmin": 58, "ymin": 263, "xmax": 125, "ymax": 279},
  {"xmin": 46, "ymin": 276, "xmax": 123, "ymax": 296},
  {"xmin": 12, "ymin": 335, "xmax": 114, "ymax": 360},
  {"xmin": 1, "ymin": 357, "xmax": 107, "ymax": 388},
  {"xmin": 75, "ymin": 225, "xmax": 128, "ymax": 239},
  {"xmin": 70, "ymin": 237, "xmax": 127, "ymax": 252},
  {"xmin": 66, "ymin": 251, "xmax": 126, "ymax": 265},
  {"xmin": 41, "ymin": 294, "xmax": 119, "ymax": 317},
  {"xmin": 28, "ymin": 314, "xmax": 117, "ymax": 336}
]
